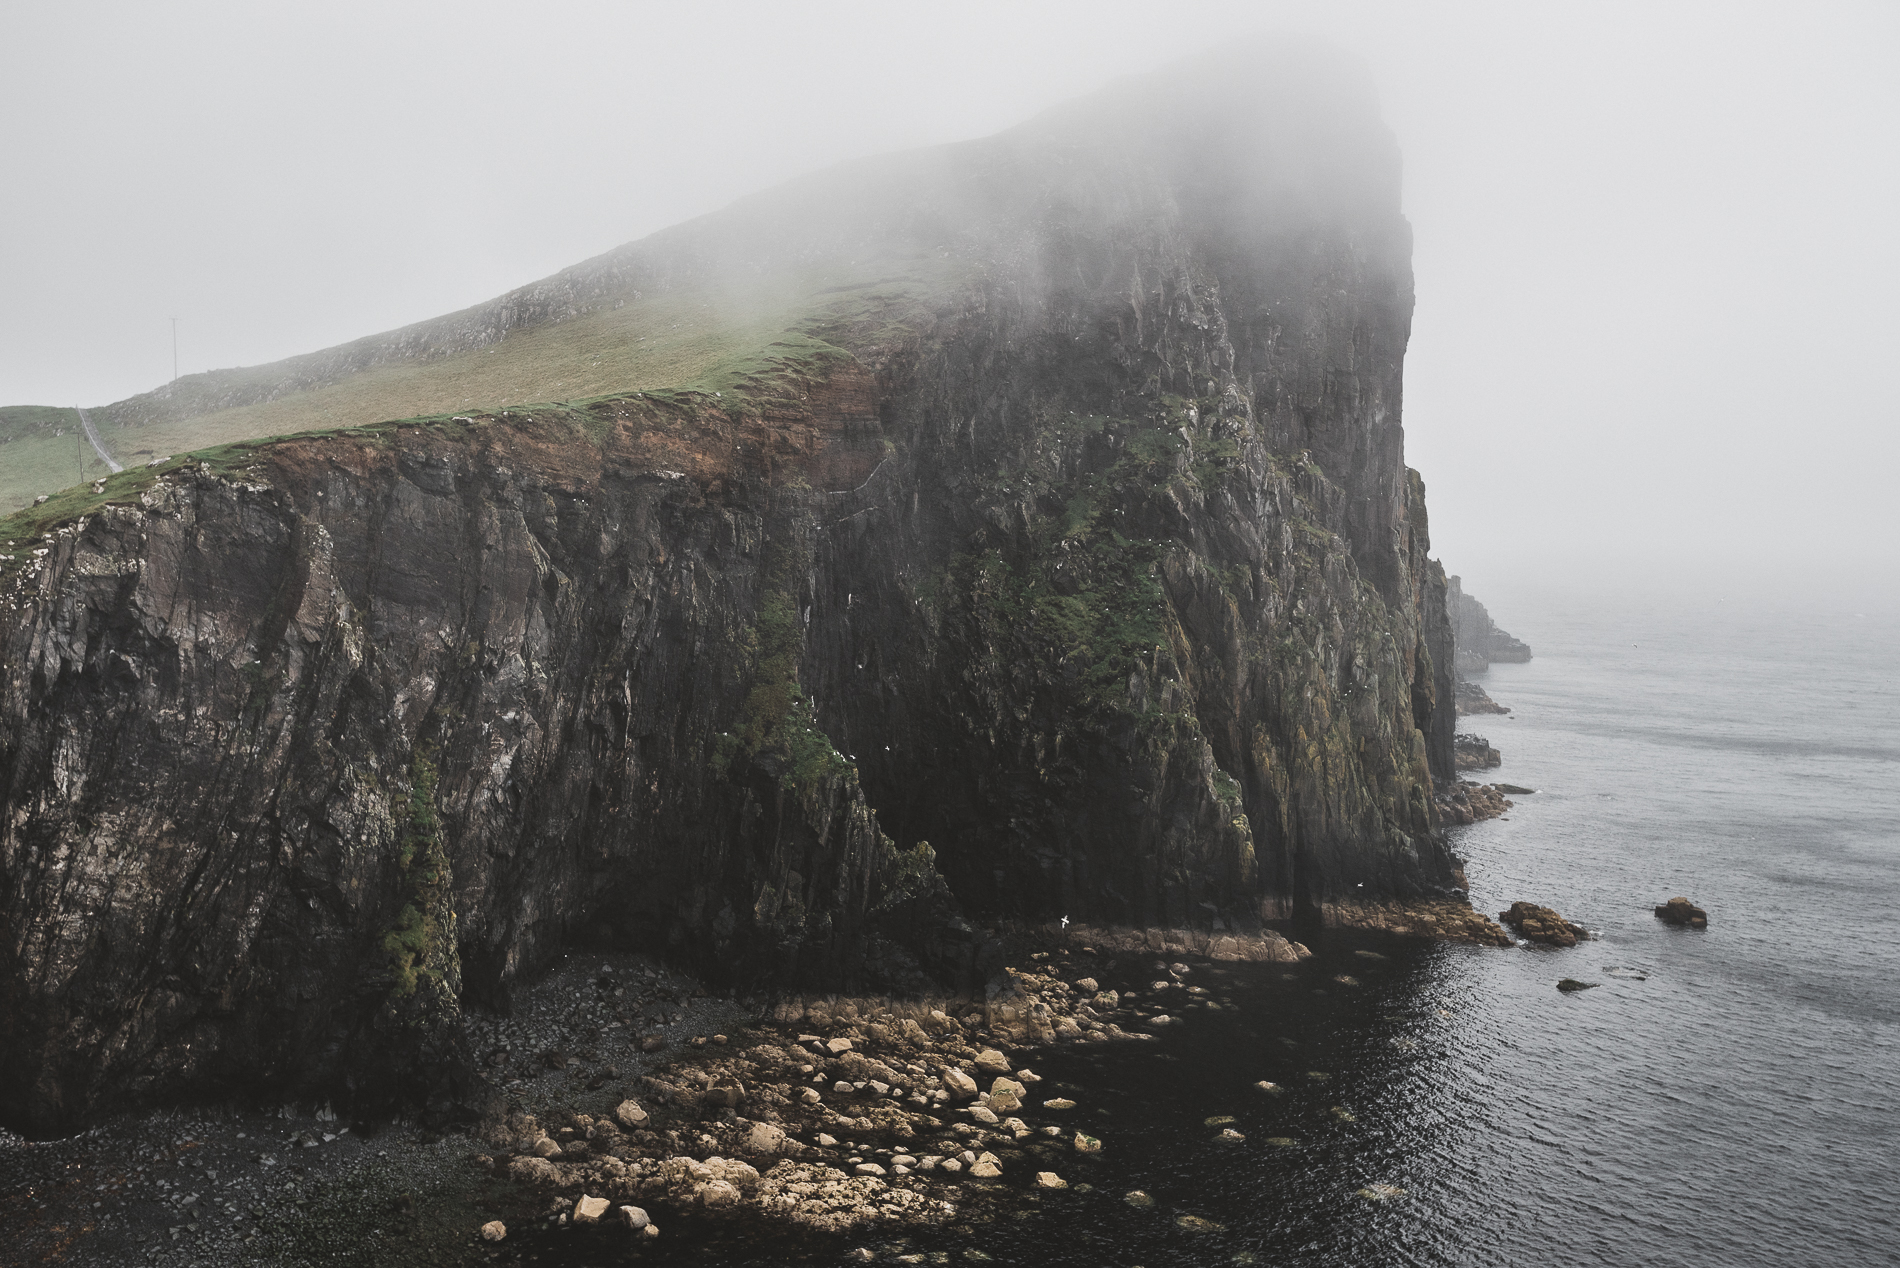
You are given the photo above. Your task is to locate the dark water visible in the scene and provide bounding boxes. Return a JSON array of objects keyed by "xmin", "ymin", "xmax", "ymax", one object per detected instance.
[{"xmin": 534, "ymin": 594, "xmax": 1899, "ymax": 1266}]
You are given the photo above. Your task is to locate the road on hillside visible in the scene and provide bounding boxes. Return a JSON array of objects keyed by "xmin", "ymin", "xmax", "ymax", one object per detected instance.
[{"xmin": 76, "ymin": 407, "xmax": 123, "ymax": 474}]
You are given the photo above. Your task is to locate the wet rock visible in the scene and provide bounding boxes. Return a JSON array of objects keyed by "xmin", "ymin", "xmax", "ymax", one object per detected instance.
[
  {"xmin": 1498, "ymin": 901, "xmax": 1588, "ymax": 947},
  {"xmin": 1176, "ymin": 1214, "xmax": 1225, "ymax": 1232},
  {"xmin": 1654, "ymin": 897, "xmax": 1709, "ymax": 928},
  {"xmin": 1217, "ymin": 1127, "xmax": 1245, "ymax": 1141},
  {"xmin": 1557, "ymin": 979, "xmax": 1599, "ymax": 993},
  {"xmin": 479, "ymin": 1220, "xmax": 508, "ymax": 1242},
  {"xmin": 1125, "ymin": 1190, "xmax": 1155, "ymax": 1208},
  {"xmin": 1253, "ymin": 1080, "xmax": 1284, "ymax": 1096}
]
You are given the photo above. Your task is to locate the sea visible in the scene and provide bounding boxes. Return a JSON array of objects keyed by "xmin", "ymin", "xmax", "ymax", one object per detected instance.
[{"xmin": 530, "ymin": 585, "xmax": 1900, "ymax": 1267}]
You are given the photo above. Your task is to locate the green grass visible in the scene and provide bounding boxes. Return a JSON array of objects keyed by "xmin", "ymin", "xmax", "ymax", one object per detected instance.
[
  {"xmin": 0, "ymin": 250, "xmax": 967, "ymax": 518},
  {"xmin": 0, "ymin": 407, "xmax": 121, "ymax": 511}
]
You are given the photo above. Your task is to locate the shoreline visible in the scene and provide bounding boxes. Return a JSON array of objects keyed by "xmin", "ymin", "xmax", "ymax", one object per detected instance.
[{"xmin": 0, "ymin": 905, "xmax": 1510, "ymax": 1265}]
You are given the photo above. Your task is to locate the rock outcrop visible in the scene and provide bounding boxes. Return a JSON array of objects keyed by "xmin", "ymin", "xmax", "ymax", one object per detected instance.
[
  {"xmin": 1499, "ymin": 901, "xmax": 1589, "ymax": 947},
  {"xmin": 1654, "ymin": 897, "xmax": 1709, "ymax": 928},
  {"xmin": 0, "ymin": 41, "xmax": 1479, "ymax": 1134},
  {"xmin": 1448, "ymin": 575, "xmax": 1531, "ymax": 676}
]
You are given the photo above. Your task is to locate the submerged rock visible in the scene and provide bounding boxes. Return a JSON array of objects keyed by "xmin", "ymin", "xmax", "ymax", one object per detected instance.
[{"xmin": 1557, "ymin": 979, "xmax": 1598, "ymax": 992}]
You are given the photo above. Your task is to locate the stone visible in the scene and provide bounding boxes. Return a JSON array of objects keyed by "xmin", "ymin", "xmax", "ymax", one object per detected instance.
[
  {"xmin": 1015, "ymin": 1068, "xmax": 1041, "ymax": 1083},
  {"xmin": 1035, "ymin": 1171, "xmax": 1068, "ymax": 1189},
  {"xmin": 1175, "ymin": 1214, "xmax": 1224, "ymax": 1232},
  {"xmin": 967, "ymin": 1105, "xmax": 999, "ymax": 1124},
  {"xmin": 1557, "ymin": 978, "xmax": 1599, "ymax": 992},
  {"xmin": 1654, "ymin": 897, "xmax": 1709, "ymax": 928},
  {"xmin": 531, "ymin": 1137, "xmax": 563, "ymax": 1158},
  {"xmin": 974, "ymin": 1048, "xmax": 1012, "ymax": 1075},
  {"xmin": 988, "ymin": 1078, "xmax": 1025, "ymax": 1113},
  {"xmin": 1356, "ymin": 1184, "xmax": 1407, "ymax": 1202},
  {"xmin": 939, "ymin": 1066, "xmax": 979, "ymax": 1099},
  {"xmin": 1043, "ymin": 1097, "xmax": 1076, "ymax": 1110},
  {"xmin": 1253, "ymin": 1080, "xmax": 1283, "ymax": 1096},
  {"xmin": 1498, "ymin": 901, "xmax": 1588, "ymax": 947},
  {"xmin": 1073, "ymin": 1132, "xmax": 1102, "ymax": 1153},
  {"xmin": 847, "ymin": 1251, "xmax": 875, "ymax": 1264},
  {"xmin": 745, "ymin": 1121, "xmax": 788, "ymax": 1153},
  {"xmin": 815, "ymin": 1133, "xmax": 838, "ymax": 1147},
  {"xmin": 642, "ymin": 1224, "xmax": 661, "ymax": 1239},
  {"xmin": 1074, "ymin": 978, "xmax": 1099, "ymax": 994},
  {"xmin": 827, "ymin": 1038, "xmax": 855, "ymax": 1054},
  {"xmin": 854, "ymin": 1162, "xmax": 887, "ymax": 1176},
  {"xmin": 702, "ymin": 1076, "xmax": 746, "ymax": 1109},
  {"xmin": 479, "ymin": 1220, "xmax": 507, "ymax": 1242},
  {"xmin": 1125, "ymin": 1190, "xmax": 1156, "ymax": 1208},
  {"xmin": 969, "ymin": 1156, "xmax": 1002, "ymax": 1178},
  {"xmin": 573, "ymin": 1196, "xmax": 610, "ymax": 1224},
  {"xmin": 613, "ymin": 1099, "xmax": 649, "ymax": 1130},
  {"xmin": 618, "ymin": 1205, "xmax": 650, "ymax": 1230},
  {"xmin": 1217, "ymin": 1127, "xmax": 1245, "ymax": 1141},
  {"xmin": 699, "ymin": 1179, "xmax": 741, "ymax": 1207}
]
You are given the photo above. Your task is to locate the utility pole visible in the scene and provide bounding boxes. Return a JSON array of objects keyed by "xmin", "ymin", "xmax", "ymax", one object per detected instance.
[{"xmin": 171, "ymin": 318, "xmax": 179, "ymax": 383}]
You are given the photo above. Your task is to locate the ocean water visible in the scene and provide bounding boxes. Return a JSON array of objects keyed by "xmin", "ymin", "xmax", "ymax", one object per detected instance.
[{"xmin": 531, "ymin": 594, "xmax": 1898, "ymax": 1267}]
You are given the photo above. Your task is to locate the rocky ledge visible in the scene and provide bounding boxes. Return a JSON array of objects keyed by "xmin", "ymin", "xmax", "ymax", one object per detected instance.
[
  {"xmin": 1453, "ymin": 734, "xmax": 1504, "ymax": 771},
  {"xmin": 1320, "ymin": 899, "xmax": 1511, "ymax": 947},
  {"xmin": 1453, "ymin": 679, "xmax": 1510, "ymax": 716},
  {"xmin": 1434, "ymin": 780, "xmax": 1513, "ymax": 825},
  {"xmin": 1497, "ymin": 902, "xmax": 1590, "ymax": 948}
]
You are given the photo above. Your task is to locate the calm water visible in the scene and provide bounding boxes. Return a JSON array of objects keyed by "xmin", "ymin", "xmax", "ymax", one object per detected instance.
[{"xmin": 537, "ymin": 593, "xmax": 1899, "ymax": 1266}]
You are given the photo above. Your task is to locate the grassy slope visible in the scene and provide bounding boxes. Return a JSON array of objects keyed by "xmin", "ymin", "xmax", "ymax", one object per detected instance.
[
  {"xmin": 0, "ymin": 249, "xmax": 959, "ymax": 518},
  {"xmin": 0, "ymin": 407, "xmax": 123, "ymax": 509}
]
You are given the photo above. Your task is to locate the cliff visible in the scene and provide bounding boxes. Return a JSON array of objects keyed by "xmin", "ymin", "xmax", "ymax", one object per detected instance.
[
  {"xmin": 1448, "ymin": 574, "xmax": 1531, "ymax": 675},
  {"xmin": 0, "ymin": 41, "xmax": 1469, "ymax": 1136}
]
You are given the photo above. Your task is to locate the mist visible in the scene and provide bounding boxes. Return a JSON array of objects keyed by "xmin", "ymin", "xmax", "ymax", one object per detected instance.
[{"xmin": 3, "ymin": 0, "xmax": 1895, "ymax": 605}]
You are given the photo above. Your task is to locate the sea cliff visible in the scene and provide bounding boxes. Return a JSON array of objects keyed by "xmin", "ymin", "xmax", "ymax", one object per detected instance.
[{"xmin": 0, "ymin": 43, "xmax": 1475, "ymax": 1136}]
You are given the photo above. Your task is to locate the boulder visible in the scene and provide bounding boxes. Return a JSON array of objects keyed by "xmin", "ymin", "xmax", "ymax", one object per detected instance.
[
  {"xmin": 1073, "ymin": 1132, "xmax": 1103, "ymax": 1153},
  {"xmin": 1035, "ymin": 1171, "xmax": 1069, "ymax": 1189},
  {"xmin": 974, "ymin": 1048, "xmax": 1012, "ymax": 1075},
  {"xmin": 702, "ymin": 1076, "xmax": 746, "ymax": 1109},
  {"xmin": 613, "ymin": 1099, "xmax": 649, "ymax": 1130},
  {"xmin": 826, "ymin": 1038, "xmax": 855, "ymax": 1054},
  {"xmin": 745, "ymin": 1121, "xmax": 789, "ymax": 1154},
  {"xmin": 939, "ymin": 1066, "xmax": 979, "ymax": 1100},
  {"xmin": 531, "ymin": 1136, "xmax": 563, "ymax": 1159},
  {"xmin": 573, "ymin": 1195, "xmax": 610, "ymax": 1223},
  {"xmin": 1654, "ymin": 897, "xmax": 1709, "ymax": 928},
  {"xmin": 479, "ymin": 1220, "xmax": 507, "ymax": 1242},
  {"xmin": 1074, "ymin": 978, "xmax": 1099, "ymax": 994},
  {"xmin": 1498, "ymin": 901, "xmax": 1588, "ymax": 947},
  {"xmin": 988, "ymin": 1077, "xmax": 1025, "ymax": 1114},
  {"xmin": 618, "ymin": 1206, "xmax": 650, "ymax": 1230},
  {"xmin": 1557, "ymin": 979, "xmax": 1599, "ymax": 993}
]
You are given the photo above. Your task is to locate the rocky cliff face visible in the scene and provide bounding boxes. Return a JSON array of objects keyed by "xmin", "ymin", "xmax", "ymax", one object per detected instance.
[{"xmin": 0, "ymin": 43, "xmax": 1468, "ymax": 1135}]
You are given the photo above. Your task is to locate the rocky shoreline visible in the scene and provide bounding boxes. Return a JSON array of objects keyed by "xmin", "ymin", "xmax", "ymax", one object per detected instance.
[{"xmin": 0, "ymin": 923, "xmax": 1344, "ymax": 1265}]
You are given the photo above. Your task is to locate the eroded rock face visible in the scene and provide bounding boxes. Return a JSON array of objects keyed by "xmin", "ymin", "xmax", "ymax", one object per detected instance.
[{"xmin": 0, "ymin": 44, "xmax": 1471, "ymax": 1134}]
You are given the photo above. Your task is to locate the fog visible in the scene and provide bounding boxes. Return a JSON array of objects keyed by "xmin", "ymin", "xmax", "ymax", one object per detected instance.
[{"xmin": 3, "ymin": 1, "xmax": 1895, "ymax": 608}]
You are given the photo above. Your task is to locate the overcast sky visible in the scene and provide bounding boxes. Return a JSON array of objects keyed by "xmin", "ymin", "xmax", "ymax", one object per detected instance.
[{"xmin": 3, "ymin": 1, "xmax": 1895, "ymax": 604}]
